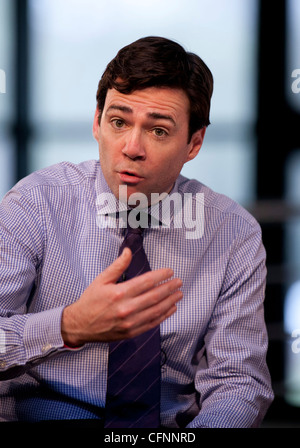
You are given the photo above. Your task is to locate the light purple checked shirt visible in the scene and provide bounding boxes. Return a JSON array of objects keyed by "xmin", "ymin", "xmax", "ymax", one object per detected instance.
[{"xmin": 0, "ymin": 160, "xmax": 273, "ymax": 427}]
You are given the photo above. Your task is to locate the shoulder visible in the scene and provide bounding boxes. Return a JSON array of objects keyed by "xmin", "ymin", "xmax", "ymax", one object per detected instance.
[
  {"xmin": 176, "ymin": 174, "xmax": 260, "ymax": 235},
  {"xmin": 14, "ymin": 160, "xmax": 100, "ymax": 191},
  {"xmin": 1, "ymin": 160, "xmax": 100, "ymax": 215}
]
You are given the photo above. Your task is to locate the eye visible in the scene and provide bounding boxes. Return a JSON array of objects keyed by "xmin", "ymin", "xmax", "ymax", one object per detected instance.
[
  {"xmin": 111, "ymin": 119, "xmax": 125, "ymax": 129},
  {"xmin": 152, "ymin": 128, "xmax": 168, "ymax": 138}
]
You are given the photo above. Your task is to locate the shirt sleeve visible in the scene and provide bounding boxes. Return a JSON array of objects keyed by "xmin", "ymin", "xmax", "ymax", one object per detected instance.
[
  {"xmin": 187, "ymin": 221, "xmax": 274, "ymax": 428},
  {"xmin": 0, "ymin": 188, "xmax": 69, "ymax": 380}
]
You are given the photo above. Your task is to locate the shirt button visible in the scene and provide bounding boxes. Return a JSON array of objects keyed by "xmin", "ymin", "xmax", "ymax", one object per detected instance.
[
  {"xmin": 41, "ymin": 343, "xmax": 52, "ymax": 353},
  {"xmin": 0, "ymin": 360, "xmax": 6, "ymax": 369}
]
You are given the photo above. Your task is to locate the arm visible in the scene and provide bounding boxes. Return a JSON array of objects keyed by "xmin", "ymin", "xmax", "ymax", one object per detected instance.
[
  {"xmin": 187, "ymin": 224, "xmax": 274, "ymax": 428},
  {"xmin": 0, "ymin": 189, "xmax": 69, "ymax": 379},
  {"xmin": 0, "ymin": 188, "xmax": 182, "ymax": 379}
]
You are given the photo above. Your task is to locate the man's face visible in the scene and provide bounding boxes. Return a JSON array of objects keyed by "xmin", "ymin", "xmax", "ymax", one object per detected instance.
[{"xmin": 93, "ymin": 86, "xmax": 205, "ymax": 204}]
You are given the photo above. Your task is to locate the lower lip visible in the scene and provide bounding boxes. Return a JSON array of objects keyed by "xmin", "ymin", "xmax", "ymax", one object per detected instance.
[{"xmin": 118, "ymin": 173, "xmax": 144, "ymax": 184}]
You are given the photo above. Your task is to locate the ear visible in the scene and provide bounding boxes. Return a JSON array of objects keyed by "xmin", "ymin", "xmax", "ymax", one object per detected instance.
[
  {"xmin": 185, "ymin": 127, "xmax": 206, "ymax": 163},
  {"xmin": 92, "ymin": 108, "xmax": 101, "ymax": 141}
]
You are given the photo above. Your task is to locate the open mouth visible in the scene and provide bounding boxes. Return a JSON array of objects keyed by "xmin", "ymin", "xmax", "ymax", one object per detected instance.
[{"xmin": 118, "ymin": 171, "xmax": 144, "ymax": 184}]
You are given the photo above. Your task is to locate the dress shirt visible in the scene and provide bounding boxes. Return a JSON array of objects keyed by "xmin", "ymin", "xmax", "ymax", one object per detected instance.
[{"xmin": 0, "ymin": 160, "xmax": 273, "ymax": 427}]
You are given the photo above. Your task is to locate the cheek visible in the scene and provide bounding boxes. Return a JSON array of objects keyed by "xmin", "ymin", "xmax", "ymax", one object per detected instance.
[
  {"xmin": 99, "ymin": 128, "xmax": 125, "ymax": 163},
  {"xmin": 98, "ymin": 134, "xmax": 114, "ymax": 164},
  {"xmin": 152, "ymin": 157, "xmax": 184, "ymax": 192},
  {"xmin": 158, "ymin": 151, "xmax": 186, "ymax": 176}
]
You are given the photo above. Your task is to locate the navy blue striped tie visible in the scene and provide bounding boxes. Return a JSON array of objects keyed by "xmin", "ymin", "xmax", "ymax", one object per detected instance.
[{"xmin": 104, "ymin": 223, "xmax": 161, "ymax": 428}]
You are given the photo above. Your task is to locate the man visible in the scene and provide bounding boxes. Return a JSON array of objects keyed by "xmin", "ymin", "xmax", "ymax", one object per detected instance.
[{"xmin": 0, "ymin": 36, "xmax": 273, "ymax": 427}]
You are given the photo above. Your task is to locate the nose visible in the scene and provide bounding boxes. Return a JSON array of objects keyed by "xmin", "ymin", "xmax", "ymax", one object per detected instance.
[{"xmin": 122, "ymin": 129, "xmax": 146, "ymax": 160}]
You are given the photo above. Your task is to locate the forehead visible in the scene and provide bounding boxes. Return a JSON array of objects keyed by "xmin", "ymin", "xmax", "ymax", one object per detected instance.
[{"xmin": 103, "ymin": 87, "xmax": 190, "ymax": 121}]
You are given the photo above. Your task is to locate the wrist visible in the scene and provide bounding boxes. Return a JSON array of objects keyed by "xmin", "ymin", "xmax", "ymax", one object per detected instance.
[{"xmin": 61, "ymin": 304, "xmax": 84, "ymax": 347}]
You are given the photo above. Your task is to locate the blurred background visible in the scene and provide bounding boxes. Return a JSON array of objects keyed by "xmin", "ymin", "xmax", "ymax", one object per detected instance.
[{"xmin": 0, "ymin": 0, "xmax": 300, "ymax": 427}]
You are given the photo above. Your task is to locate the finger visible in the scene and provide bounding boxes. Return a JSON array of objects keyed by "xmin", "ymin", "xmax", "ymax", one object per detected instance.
[
  {"xmin": 120, "ymin": 268, "xmax": 175, "ymax": 298},
  {"xmin": 130, "ymin": 277, "xmax": 183, "ymax": 313},
  {"xmin": 120, "ymin": 290, "xmax": 182, "ymax": 339},
  {"xmin": 99, "ymin": 247, "xmax": 132, "ymax": 284},
  {"xmin": 116, "ymin": 278, "xmax": 182, "ymax": 332},
  {"xmin": 143, "ymin": 301, "xmax": 179, "ymax": 331}
]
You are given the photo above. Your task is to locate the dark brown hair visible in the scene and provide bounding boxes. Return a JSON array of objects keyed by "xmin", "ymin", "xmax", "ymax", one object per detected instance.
[{"xmin": 96, "ymin": 36, "xmax": 213, "ymax": 141}]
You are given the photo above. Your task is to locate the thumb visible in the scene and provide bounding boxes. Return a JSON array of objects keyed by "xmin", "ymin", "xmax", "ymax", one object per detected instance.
[{"xmin": 100, "ymin": 247, "xmax": 132, "ymax": 284}]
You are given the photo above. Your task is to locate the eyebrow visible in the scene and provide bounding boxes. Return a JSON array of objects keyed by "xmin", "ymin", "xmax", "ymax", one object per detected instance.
[
  {"xmin": 106, "ymin": 105, "xmax": 132, "ymax": 114},
  {"xmin": 106, "ymin": 105, "xmax": 176, "ymax": 126},
  {"xmin": 147, "ymin": 112, "xmax": 176, "ymax": 126}
]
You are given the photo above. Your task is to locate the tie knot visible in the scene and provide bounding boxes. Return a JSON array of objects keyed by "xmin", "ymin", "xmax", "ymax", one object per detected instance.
[
  {"xmin": 123, "ymin": 209, "xmax": 153, "ymax": 232},
  {"xmin": 126, "ymin": 225, "xmax": 143, "ymax": 236},
  {"xmin": 125, "ymin": 210, "xmax": 148, "ymax": 235}
]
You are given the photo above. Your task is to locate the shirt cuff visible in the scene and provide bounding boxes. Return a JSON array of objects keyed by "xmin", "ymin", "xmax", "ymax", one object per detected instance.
[{"xmin": 24, "ymin": 306, "xmax": 66, "ymax": 361}]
